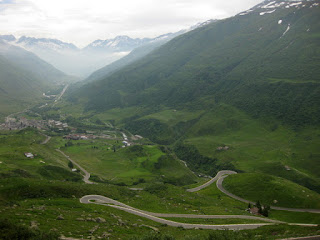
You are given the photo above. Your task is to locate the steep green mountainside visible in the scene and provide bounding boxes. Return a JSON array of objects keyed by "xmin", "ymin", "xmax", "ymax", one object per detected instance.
[
  {"xmin": 71, "ymin": 0, "xmax": 320, "ymax": 126},
  {"xmin": 0, "ymin": 40, "xmax": 73, "ymax": 84},
  {"xmin": 0, "ymin": 40, "xmax": 76, "ymax": 120},
  {"xmin": 65, "ymin": 0, "xmax": 320, "ymax": 193},
  {"xmin": 0, "ymin": 55, "xmax": 48, "ymax": 119},
  {"xmin": 0, "ymin": 55, "xmax": 45, "ymax": 98},
  {"xmin": 84, "ymin": 39, "xmax": 174, "ymax": 84}
]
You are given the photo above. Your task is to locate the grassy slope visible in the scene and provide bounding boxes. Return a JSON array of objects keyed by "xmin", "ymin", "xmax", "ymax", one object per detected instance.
[
  {"xmin": 122, "ymin": 103, "xmax": 320, "ymax": 191},
  {"xmin": 0, "ymin": 56, "xmax": 44, "ymax": 120},
  {"xmin": 70, "ymin": 3, "xmax": 320, "ymax": 128},
  {"xmin": 60, "ymin": 140, "xmax": 197, "ymax": 185},
  {"xmin": 223, "ymin": 173, "xmax": 320, "ymax": 209},
  {"xmin": 1, "ymin": 129, "xmax": 320, "ymax": 239},
  {"xmin": 0, "ymin": 129, "xmax": 81, "ymax": 181},
  {"xmin": 184, "ymin": 106, "xmax": 320, "ymax": 177}
]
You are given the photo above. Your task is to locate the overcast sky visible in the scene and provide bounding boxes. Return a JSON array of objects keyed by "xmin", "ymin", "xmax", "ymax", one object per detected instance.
[{"xmin": 0, "ymin": 0, "xmax": 262, "ymax": 47}]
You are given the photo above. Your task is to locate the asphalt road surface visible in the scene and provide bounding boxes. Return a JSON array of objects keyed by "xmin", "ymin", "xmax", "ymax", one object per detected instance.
[
  {"xmin": 186, "ymin": 170, "xmax": 237, "ymax": 192},
  {"xmin": 79, "ymin": 171, "xmax": 319, "ymax": 230},
  {"xmin": 80, "ymin": 195, "xmax": 283, "ymax": 230},
  {"xmin": 56, "ymin": 149, "xmax": 94, "ymax": 184}
]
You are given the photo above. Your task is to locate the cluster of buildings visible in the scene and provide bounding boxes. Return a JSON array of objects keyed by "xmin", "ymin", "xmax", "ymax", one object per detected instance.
[
  {"xmin": 42, "ymin": 92, "xmax": 57, "ymax": 99},
  {"xmin": 63, "ymin": 134, "xmax": 95, "ymax": 140},
  {"xmin": 48, "ymin": 120, "xmax": 68, "ymax": 131},
  {"xmin": 0, "ymin": 117, "xmax": 69, "ymax": 132},
  {"xmin": 1, "ymin": 117, "xmax": 48, "ymax": 130}
]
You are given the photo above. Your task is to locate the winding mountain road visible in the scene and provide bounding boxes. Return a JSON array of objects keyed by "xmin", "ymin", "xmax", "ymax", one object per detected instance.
[
  {"xmin": 56, "ymin": 149, "xmax": 94, "ymax": 184},
  {"xmin": 187, "ymin": 170, "xmax": 237, "ymax": 192},
  {"xmin": 40, "ymin": 133, "xmax": 51, "ymax": 145},
  {"xmin": 80, "ymin": 195, "xmax": 283, "ymax": 230},
  {"xmin": 79, "ymin": 170, "xmax": 319, "ymax": 230},
  {"xmin": 215, "ymin": 175, "xmax": 320, "ymax": 214},
  {"xmin": 187, "ymin": 171, "xmax": 320, "ymax": 214}
]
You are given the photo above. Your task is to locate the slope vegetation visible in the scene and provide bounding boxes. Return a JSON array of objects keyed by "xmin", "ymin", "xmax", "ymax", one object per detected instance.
[
  {"xmin": 0, "ymin": 40, "xmax": 74, "ymax": 119},
  {"xmin": 71, "ymin": 0, "xmax": 320, "ymax": 127},
  {"xmin": 66, "ymin": 0, "xmax": 320, "ymax": 192},
  {"xmin": 0, "ymin": 55, "xmax": 45, "ymax": 119},
  {"xmin": 223, "ymin": 173, "xmax": 320, "ymax": 209}
]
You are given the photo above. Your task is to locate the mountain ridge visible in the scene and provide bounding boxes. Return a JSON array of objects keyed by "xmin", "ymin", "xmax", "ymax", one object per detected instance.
[{"xmin": 0, "ymin": 20, "xmax": 216, "ymax": 77}]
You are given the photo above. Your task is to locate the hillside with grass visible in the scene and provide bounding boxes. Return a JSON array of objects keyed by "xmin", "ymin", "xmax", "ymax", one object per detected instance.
[
  {"xmin": 4, "ymin": 129, "xmax": 319, "ymax": 239},
  {"xmin": 0, "ymin": 40, "xmax": 73, "ymax": 84},
  {"xmin": 0, "ymin": 55, "xmax": 46, "ymax": 120},
  {"xmin": 64, "ymin": 0, "xmax": 320, "ymax": 194},
  {"xmin": 1, "ymin": 129, "xmax": 320, "ymax": 239},
  {"xmin": 223, "ymin": 173, "xmax": 320, "ymax": 209},
  {"xmin": 70, "ymin": 1, "xmax": 320, "ymax": 127},
  {"xmin": 2, "ymin": 0, "xmax": 320, "ymax": 239},
  {"xmin": 0, "ymin": 40, "xmax": 77, "ymax": 120},
  {"xmin": 60, "ymin": 141, "xmax": 197, "ymax": 186}
]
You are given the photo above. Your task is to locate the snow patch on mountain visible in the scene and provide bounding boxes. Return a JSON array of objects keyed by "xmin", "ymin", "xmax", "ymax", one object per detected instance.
[
  {"xmin": 239, "ymin": 9, "xmax": 254, "ymax": 15},
  {"xmin": 260, "ymin": 9, "xmax": 276, "ymax": 15},
  {"xmin": 248, "ymin": 0, "xmax": 319, "ymax": 17}
]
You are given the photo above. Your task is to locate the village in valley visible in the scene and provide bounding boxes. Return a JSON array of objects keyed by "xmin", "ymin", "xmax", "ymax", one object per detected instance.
[{"xmin": 1, "ymin": 115, "xmax": 69, "ymax": 131}]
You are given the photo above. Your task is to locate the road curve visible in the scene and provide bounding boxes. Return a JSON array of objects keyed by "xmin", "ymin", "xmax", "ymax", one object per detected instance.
[
  {"xmin": 40, "ymin": 133, "xmax": 51, "ymax": 145},
  {"xmin": 187, "ymin": 170, "xmax": 237, "ymax": 192},
  {"xmin": 80, "ymin": 195, "xmax": 282, "ymax": 223},
  {"xmin": 79, "ymin": 169, "xmax": 320, "ymax": 230},
  {"xmin": 216, "ymin": 175, "xmax": 320, "ymax": 214},
  {"xmin": 56, "ymin": 149, "xmax": 94, "ymax": 184},
  {"xmin": 80, "ymin": 195, "xmax": 285, "ymax": 230},
  {"xmin": 186, "ymin": 171, "xmax": 320, "ymax": 214}
]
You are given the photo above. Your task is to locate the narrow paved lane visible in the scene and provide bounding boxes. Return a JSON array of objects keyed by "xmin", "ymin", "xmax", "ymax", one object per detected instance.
[
  {"xmin": 56, "ymin": 149, "xmax": 94, "ymax": 184},
  {"xmin": 53, "ymin": 84, "xmax": 69, "ymax": 106},
  {"xmin": 187, "ymin": 170, "xmax": 237, "ymax": 192},
  {"xmin": 40, "ymin": 133, "xmax": 51, "ymax": 144},
  {"xmin": 80, "ymin": 195, "xmax": 282, "ymax": 223},
  {"xmin": 79, "ymin": 169, "xmax": 320, "ymax": 230},
  {"xmin": 186, "ymin": 170, "xmax": 320, "ymax": 214},
  {"xmin": 80, "ymin": 195, "xmax": 287, "ymax": 230}
]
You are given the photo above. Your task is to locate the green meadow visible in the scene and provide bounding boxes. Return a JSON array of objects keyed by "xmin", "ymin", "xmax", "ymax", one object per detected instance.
[
  {"xmin": 1, "ymin": 129, "xmax": 320, "ymax": 239},
  {"xmin": 223, "ymin": 173, "xmax": 320, "ymax": 209}
]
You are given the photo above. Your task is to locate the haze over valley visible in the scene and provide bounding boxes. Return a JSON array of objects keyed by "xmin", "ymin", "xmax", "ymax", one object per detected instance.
[{"xmin": 0, "ymin": 0, "xmax": 320, "ymax": 239}]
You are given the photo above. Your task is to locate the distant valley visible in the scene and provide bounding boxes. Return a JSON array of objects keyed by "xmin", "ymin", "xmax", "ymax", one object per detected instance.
[
  {"xmin": 0, "ymin": 0, "xmax": 320, "ymax": 239},
  {"xmin": 0, "ymin": 20, "xmax": 214, "ymax": 78}
]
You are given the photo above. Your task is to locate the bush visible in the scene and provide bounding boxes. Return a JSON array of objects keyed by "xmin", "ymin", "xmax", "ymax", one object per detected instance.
[{"xmin": 0, "ymin": 219, "xmax": 59, "ymax": 240}]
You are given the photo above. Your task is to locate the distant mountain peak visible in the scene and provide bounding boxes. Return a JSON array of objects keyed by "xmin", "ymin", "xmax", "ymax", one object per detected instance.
[
  {"xmin": 0, "ymin": 34, "xmax": 16, "ymax": 42},
  {"xmin": 190, "ymin": 19, "xmax": 217, "ymax": 30},
  {"xmin": 15, "ymin": 36, "xmax": 79, "ymax": 51}
]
